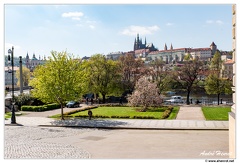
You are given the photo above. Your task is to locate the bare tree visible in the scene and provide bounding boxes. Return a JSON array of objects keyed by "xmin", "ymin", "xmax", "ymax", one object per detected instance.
[
  {"xmin": 118, "ymin": 53, "xmax": 146, "ymax": 94},
  {"xmin": 148, "ymin": 59, "xmax": 171, "ymax": 95}
]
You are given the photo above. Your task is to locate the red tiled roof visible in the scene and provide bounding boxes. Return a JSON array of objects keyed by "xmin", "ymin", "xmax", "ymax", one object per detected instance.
[
  {"xmin": 148, "ymin": 48, "xmax": 189, "ymax": 55},
  {"xmin": 189, "ymin": 48, "xmax": 211, "ymax": 52},
  {"xmin": 224, "ymin": 59, "xmax": 234, "ymax": 64},
  {"xmin": 135, "ymin": 49, "xmax": 150, "ymax": 54}
]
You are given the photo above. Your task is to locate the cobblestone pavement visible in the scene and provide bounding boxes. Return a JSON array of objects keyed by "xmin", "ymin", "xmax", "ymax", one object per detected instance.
[{"xmin": 4, "ymin": 126, "xmax": 93, "ymax": 159}]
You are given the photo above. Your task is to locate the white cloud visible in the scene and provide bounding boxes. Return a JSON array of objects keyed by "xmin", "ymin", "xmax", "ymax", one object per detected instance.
[
  {"xmin": 62, "ymin": 12, "xmax": 84, "ymax": 18},
  {"xmin": 89, "ymin": 25, "xmax": 95, "ymax": 29},
  {"xmin": 206, "ymin": 20, "xmax": 214, "ymax": 24},
  {"xmin": 206, "ymin": 20, "xmax": 223, "ymax": 25},
  {"xmin": 62, "ymin": 12, "xmax": 84, "ymax": 20},
  {"xmin": 72, "ymin": 17, "xmax": 81, "ymax": 21},
  {"xmin": 166, "ymin": 22, "xmax": 174, "ymax": 26},
  {"xmin": 216, "ymin": 20, "xmax": 223, "ymax": 25},
  {"xmin": 121, "ymin": 25, "xmax": 160, "ymax": 36}
]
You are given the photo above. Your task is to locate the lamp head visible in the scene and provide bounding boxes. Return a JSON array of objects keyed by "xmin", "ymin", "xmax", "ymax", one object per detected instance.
[{"xmin": 8, "ymin": 49, "xmax": 12, "ymax": 55}]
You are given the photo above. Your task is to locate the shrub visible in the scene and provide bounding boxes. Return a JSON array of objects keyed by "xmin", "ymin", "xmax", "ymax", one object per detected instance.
[
  {"xmin": 21, "ymin": 103, "xmax": 61, "ymax": 112},
  {"xmin": 21, "ymin": 105, "xmax": 48, "ymax": 112},
  {"xmin": 97, "ymin": 103, "xmax": 127, "ymax": 107}
]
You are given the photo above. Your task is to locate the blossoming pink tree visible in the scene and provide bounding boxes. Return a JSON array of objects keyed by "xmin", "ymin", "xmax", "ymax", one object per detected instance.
[{"xmin": 127, "ymin": 77, "xmax": 163, "ymax": 112}]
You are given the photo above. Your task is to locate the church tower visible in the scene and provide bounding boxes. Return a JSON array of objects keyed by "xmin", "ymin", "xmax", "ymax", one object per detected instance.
[
  {"xmin": 26, "ymin": 52, "xmax": 30, "ymax": 69},
  {"xmin": 164, "ymin": 43, "xmax": 168, "ymax": 50},
  {"xmin": 210, "ymin": 42, "xmax": 217, "ymax": 55},
  {"xmin": 133, "ymin": 33, "xmax": 146, "ymax": 51}
]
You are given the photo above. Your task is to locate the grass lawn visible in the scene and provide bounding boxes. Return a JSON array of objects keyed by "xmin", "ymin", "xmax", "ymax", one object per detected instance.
[
  {"xmin": 202, "ymin": 106, "xmax": 231, "ymax": 121},
  {"xmin": 5, "ymin": 112, "xmax": 23, "ymax": 119},
  {"xmin": 64, "ymin": 106, "xmax": 179, "ymax": 120},
  {"xmin": 5, "ymin": 112, "xmax": 12, "ymax": 119}
]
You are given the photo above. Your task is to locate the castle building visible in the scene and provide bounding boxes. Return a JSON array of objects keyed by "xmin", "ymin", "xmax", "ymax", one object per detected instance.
[
  {"xmin": 133, "ymin": 34, "xmax": 158, "ymax": 59},
  {"xmin": 26, "ymin": 53, "xmax": 46, "ymax": 71},
  {"xmin": 134, "ymin": 33, "xmax": 146, "ymax": 51},
  {"xmin": 147, "ymin": 42, "xmax": 217, "ymax": 63},
  {"xmin": 106, "ymin": 51, "xmax": 124, "ymax": 60}
]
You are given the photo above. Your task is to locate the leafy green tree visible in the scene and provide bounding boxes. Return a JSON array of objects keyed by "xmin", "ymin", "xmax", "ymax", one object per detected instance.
[
  {"xmin": 173, "ymin": 58, "xmax": 204, "ymax": 105},
  {"xmin": 205, "ymin": 74, "xmax": 232, "ymax": 105},
  {"xmin": 29, "ymin": 51, "xmax": 83, "ymax": 120},
  {"xmin": 81, "ymin": 54, "xmax": 120, "ymax": 103},
  {"xmin": 205, "ymin": 51, "xmax": 232, "ymax": 105},
  {"xmin": 184, "ymin": 53, "xmax": 193, "ymax": 61},
  {"xmin": 210, "ymin": 51, "xmax": 222, "ymax": 72},
  {"xmin": 16, "ymin": 66, "xmax": 31, "ymax": 86}
]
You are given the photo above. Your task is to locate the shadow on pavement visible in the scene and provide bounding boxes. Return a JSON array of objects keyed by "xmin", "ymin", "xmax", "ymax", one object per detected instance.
[{"xmin": 50, "ymin": 118, "xmax": 129, "ymax": 128}]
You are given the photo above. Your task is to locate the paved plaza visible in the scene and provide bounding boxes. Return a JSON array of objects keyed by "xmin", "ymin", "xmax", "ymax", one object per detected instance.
[{"xmin": 5, "ymin": 126, "xmax": 229, "ymax": 159}]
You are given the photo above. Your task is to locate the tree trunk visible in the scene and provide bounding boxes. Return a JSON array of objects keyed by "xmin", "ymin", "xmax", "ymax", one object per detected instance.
[
  {"xmin": 61, "ymin": 103, "xmax": 64, "ymax": 120},
  {"xmin": 217, "ymin": 93, "xmax": 220, "ymax": 105},
  {"xmin": 102, "ymin": 94, "xmax": 106, "ymax": 103},
  {"xmin": 186, "ymin": 90, "xmax": 191, "ymax": 105},
  {"xmin": 141, "ymin": 105, "xmax": 147, "ymax": 112}
]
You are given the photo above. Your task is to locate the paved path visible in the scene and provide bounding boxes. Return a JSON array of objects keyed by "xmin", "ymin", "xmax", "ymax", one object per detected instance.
[{"xmin": 176, "ymin": 106, "xmax": 205, "ymax": 120}]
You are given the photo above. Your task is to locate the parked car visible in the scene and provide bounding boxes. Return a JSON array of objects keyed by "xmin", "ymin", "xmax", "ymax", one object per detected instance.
[
  {"xmin": 66, "ymin": 101, "xmax": 80, "ymax": 108},
  {"xmin": 165, "ymin": 96, "xmax": 183, "ymax": 103}
]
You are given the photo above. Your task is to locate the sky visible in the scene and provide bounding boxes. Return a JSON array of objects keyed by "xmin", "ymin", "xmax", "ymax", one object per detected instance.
[{"xmin": 4, "ymin": 3, "xmax": 234, "ymax": 59}]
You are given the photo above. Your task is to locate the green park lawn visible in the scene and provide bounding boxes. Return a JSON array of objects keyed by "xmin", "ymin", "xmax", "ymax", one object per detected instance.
[
  {"xmin": 202, "ymin": 106, "xmax": 231, "ymax": 121},
  {"xmin": 62, "ymin": 106, "xmax": 179, "ymax": 120}
]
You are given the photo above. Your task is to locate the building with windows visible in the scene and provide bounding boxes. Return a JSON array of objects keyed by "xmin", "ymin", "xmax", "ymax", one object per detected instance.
[
  {"xmin": 222, "ymin": 59, "xmax": 234, "ymax": 79},
  {"xmin": 147, "ymin": 42, "xmax": 217, "ymax": 63},
  {"xmin": 26, "ymin": 53, "xmax": 46, "ymax": 71},
  {"xmin": 147, "ymin": 47, "xmax": 187, "ymax": 63},
  {"xmin": 5, "ymin": 66, "xmax": 19, "ymax": 88},
  {"xmin": 189, "ymin": 48, "xmax": 212, "ymax": 61},
  {"xmin": 106, "ymin": 51, "xmax": 124, "ymax": 60}
]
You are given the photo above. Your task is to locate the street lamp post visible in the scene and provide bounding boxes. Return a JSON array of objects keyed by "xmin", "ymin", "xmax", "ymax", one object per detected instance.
[{"xmin": 8, "ymin": 46, "xmax": 16, "ymax": 124}]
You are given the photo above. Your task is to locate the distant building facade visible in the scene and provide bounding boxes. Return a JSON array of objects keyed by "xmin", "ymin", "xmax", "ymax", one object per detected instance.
[
  {"xmin": 147, "ymin": 42, "xmax": 218, "ymax": 63},
  {"xmin": 5, "ymin": 66, "xmax": 19, "ymax": 88},
  {"xmin": 222, "ymin": 59, "xmax": 234, "ymax": 79},
  {"xmin": 26, "ymin": 53, "xmax": 46, "ymax": 71},
  {"xmin": 106, "ymin": 51, "xmax": 124, "ymax": 60}
]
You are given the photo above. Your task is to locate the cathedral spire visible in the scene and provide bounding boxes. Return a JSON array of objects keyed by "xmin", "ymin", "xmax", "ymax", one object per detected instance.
[
  {"xmin": 26, "ymin": 52, "xmax": 29, "ymax": 59},
  {"xmin": 164, "ymin": 43, "xmax": 168, "ymax": 50},
  {"xmin": 170, "ymin": 43, "xmax": 173, "ymax": 50}
]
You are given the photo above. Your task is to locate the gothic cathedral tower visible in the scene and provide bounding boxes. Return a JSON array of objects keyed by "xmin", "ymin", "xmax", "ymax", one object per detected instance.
[{"xmin": 26, "ymin": 52, "xmax": 30, "ymax": 69}]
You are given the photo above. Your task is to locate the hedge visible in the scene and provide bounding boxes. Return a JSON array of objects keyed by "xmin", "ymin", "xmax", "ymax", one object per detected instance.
[
  {"xmin": 64, "ymin": 105, "xmax": 98, "ymax": 115},
  {"xmin": 161, "ymin": 106, "xmax": 174, "ymax": 119},
  {"xmin": 21, "ymin": 103, "xmax": 61, "ymax": 112}
]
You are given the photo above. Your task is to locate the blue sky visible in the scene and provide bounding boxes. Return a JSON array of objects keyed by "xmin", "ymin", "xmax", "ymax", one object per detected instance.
[{"xmin": 4, "ymin": 4, "xmax": 233, "ymax": 58}]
